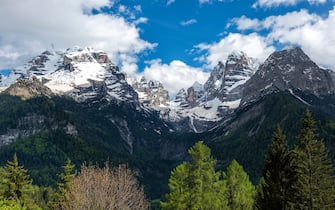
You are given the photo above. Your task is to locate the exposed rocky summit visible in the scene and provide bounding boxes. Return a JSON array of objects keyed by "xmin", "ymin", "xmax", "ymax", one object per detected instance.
[
  {"xmin": 0, "ymin": 46, "xmax": 140, "ymax": 106},
  {"xmin": 222, "ymin": 51, "xmax": 257, "ymax": 102},
  {"xmin": 131, "ymin": 77, "xmax": 169, "ymax": 108},
  {"xmin": 164, "ymin": 51, "xmax": 258, "ymax": 132},
  {"xmin": 4, "ymin": 76, "xmax": 53, "ymax": 100},
  {"xmin": 241, "ymin": 47, "xmax": 335, "ymax": 106},
  {"xmin": 175, "ymin": 51, "xmax": 257, "ymax": 109}
]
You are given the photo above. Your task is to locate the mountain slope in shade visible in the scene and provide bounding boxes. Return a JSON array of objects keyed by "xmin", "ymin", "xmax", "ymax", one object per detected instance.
[
  {"xmin": 205, "ymin": 92, "xmax": 335, "ymax": 185},
  {"xmin": 204, "ymin": 47, "xmax": 335, "ymax": 183}
]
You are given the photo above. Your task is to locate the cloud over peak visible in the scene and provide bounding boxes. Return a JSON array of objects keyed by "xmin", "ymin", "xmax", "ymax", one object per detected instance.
[
  {"xmin": 142, "ymin": 59, "xmax": 209, "ymax": 97},
  {"xmin": 0, "ymin": 0, "xmax": 155, "ymax": 70},
  {"xmin": 228, "ymin": 7, "xmax": 335, "ymax": 69}
]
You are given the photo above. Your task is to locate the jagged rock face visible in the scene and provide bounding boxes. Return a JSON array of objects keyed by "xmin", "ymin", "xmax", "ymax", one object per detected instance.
[
  {"xmin": 222, "ymin": 51, "xmax": 256, "ymax": 102},
  {"xmin": 174, "ymin": 88, "xmax": 188, "ymax": 107},
  {"xmin": 176, "ymin": 51, "xmax": 257, "ymax": 109},
  {"xmin": 0, "ymin": 46, "xmax": 140, "ymax": 106},
  {"xmin": 131, "ymin": 77, "xmax": 169, "ymax": 108},
  {"xmin": 186, "ymin": 82, "xmax": 205, "ymax": 107},
  {"xmin": 172, "ymin": 82, "xmax": 205, "ymax": 108},
  {"xmin": 165, "ymin": 51, "xmax": 258, "ymax": 132},
  {"xmin": 4, "ymin": 76, "xmax": 53, "ymax": 100},
  {"xmin": 241, "ymin": 47, "xmax": 335, "ymax": 106},
  {"xmin": 204, "ymin": 61, "xmax": 225, "ymax": 101}
]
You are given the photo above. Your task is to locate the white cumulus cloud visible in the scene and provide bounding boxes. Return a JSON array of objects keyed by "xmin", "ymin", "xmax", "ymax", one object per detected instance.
[
  {"xmin": 142, "ymin": 59, "xmax": 210, "ymax": 97},
  {"xmin": 0, "ymin": 0, "xmax": 155, "ymax": 71},
  {"xmin": 195, "ymin": 33, "xmax": 275, "ymax": 68},
  {"xmin": 228, "ymin": 7, "xmax": 335, "ymax": 69},
  {"xmin": 229, "ymin": 16, "xmax": 261, "ymax": 30}
]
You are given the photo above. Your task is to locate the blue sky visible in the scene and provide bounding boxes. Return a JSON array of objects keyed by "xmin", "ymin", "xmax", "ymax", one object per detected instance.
[{"xmin": 0, "ymin": 0, "xmax": 334, "ymax": 95}]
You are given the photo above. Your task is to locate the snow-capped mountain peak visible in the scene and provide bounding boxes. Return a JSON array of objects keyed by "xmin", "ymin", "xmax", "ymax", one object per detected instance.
[
  {"xmin": 0, "ymin": 46, "xmax": 139, "ymax": 104},
  {"xmin": 164, "ymin": 51, "xmax": 258, "ymax": 132}
]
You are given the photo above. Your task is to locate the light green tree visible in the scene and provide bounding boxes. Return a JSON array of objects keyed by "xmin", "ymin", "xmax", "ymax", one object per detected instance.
[
  {"xmin": 225, "ymin": 160, "xmax": 255, "ymax": 210},
  {"xmin": 290, "ymin": 110, "xmax": 335, "ymax": 209},
  {"xmin": 161, "ymin": 141, "xmax": 228, "ymax": 210},
  {"xmin": 0, "ymin": 153, "xmax": 40, "ymax": 210},
  {"xmin": 0, "ymin": 199, "xmax": 26, "ymax": 210},
  {"xmin": 53, "ymin": 159, "xmax": 75, "ymax": 210}
]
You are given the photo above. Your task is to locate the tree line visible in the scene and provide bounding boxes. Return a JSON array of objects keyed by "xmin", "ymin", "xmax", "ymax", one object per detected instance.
[
  {"xmin": 1, "ymin": 110, "xmax": 335, "ymax": 209},
  {"xmin": 161, "ymin": 110, "xmax": 335, "ymax": 209},
  {"xmin": 0, "ymin": 157, "xmax": 149, "ymax": 209}
]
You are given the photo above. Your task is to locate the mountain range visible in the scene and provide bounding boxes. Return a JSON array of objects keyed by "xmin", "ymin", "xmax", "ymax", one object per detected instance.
[{"xmin": 0, "ymin": 46, "xmax": 335, "ymax": 199}]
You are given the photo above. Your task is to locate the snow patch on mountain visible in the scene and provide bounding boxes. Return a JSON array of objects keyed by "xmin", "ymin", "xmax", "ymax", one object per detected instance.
[
  {"xmin": 158, "ymin": 51, "xmax": 258, "ymax": 132},
  {"xmin": 0, "ymin": 47, "xmax": 139, "ymax": 104}
]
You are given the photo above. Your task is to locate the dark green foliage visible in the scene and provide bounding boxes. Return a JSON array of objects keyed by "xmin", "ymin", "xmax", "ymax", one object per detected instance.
[
  {"xmin": 206, "ymin": 92, "xmax": 335, "ymax": 186},
  {"xmin": 290, "ymin": 110, "xmax": 335, "ymax": 209},
  {"xmin": 32, "ymin": 186, "xmax": 56, "ymax": 210},
  {"xmin": 0, "ymin": 94, "xmax": 198, "ymax": 199},
  {"xmin": 1, "ymin": 90, "xmax": 335, "ymax": 201},
  {"xmin": 161, "ymin": 141, "xmax": 227, "ymax": 210},
  {"xmin": 206, "ymin": 92, "xmax": 308, "ymax": 184},
  {"xmin": 225, "ymin": 160, "xmax": 255, "ymax": 210},
  {"xmin": 0, "ymin": 153, "xmax": 40, "ymax": 209},
  {"xmin": 255, "ymin": 126, "xmax": 294, "ymax": 210}
]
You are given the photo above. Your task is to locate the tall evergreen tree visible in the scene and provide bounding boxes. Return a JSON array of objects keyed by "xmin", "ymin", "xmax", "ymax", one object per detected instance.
[
  {"xmin": 160, "ymin": 163, "xmax": 191, "ymax": 210},
  {"xmin": 0, "ymin": 153, "xmax": 39, "ymax": 209},
  {"xmin": 161, "ymin": 141, "xmax": 227, "ymax": 210},
  {"xmin": 225, "ymin": 160, "xmax": 255, "ymax": 210},
  {"xmin": 290, "ymin": 110, "xmax": 335, "ymax": 209},
  {"xmin": 255, "ymin": 126, "xmax": 294, "ymax": 210},
  {"xmin": 53, "ymin": 159, "xmax": 75, "ymax": 210}
]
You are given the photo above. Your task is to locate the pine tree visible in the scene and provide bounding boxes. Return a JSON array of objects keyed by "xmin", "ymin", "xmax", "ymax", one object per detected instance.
[
  {"xmin": 160, "ymin": 163, "xmax": 191, "ymax": 210},
  {"xmin": 161, "ymin": 141, "xmax": 227, "ymax": 210},
  {"xmin": 225, "ymin": 160, "xmax": 255, "ymax": 210},
  {"xmin": 255, "ymin": 126, "xmax": 294, "ymax": 210},
  {"xmin": 290, "ymin": 110, "xmax": 335, "ymax": 209},
  {"xmin": 53, "ymin": 159, "xmax": 75, "ymax": 210},
  {"xmin": 0, "ymin": 153, "xmax": 39, "ymax": 209}
]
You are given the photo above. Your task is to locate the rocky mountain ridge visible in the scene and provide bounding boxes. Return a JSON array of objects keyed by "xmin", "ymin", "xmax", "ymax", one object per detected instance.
[
  {"xmin": 1, "ymin": 46, "xmax": 335, "ymax": 200},
  {"xmin": 0, "ymin": 47, "xmax": 259, "ymax": 132},
  {"xmin": 162, "ymin": 51, "xmax": 258, "ymax": 132},
  {"xmin": 241, "ymin": 47, "xmax": 335, "ymax": 106},
  {"xmin": 0, "ymin": 46, "xmax": 139, "ymax": 106},
  {"xmin": 1, "ymin": 46, "xmax": 334, "ymax": 133}
]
